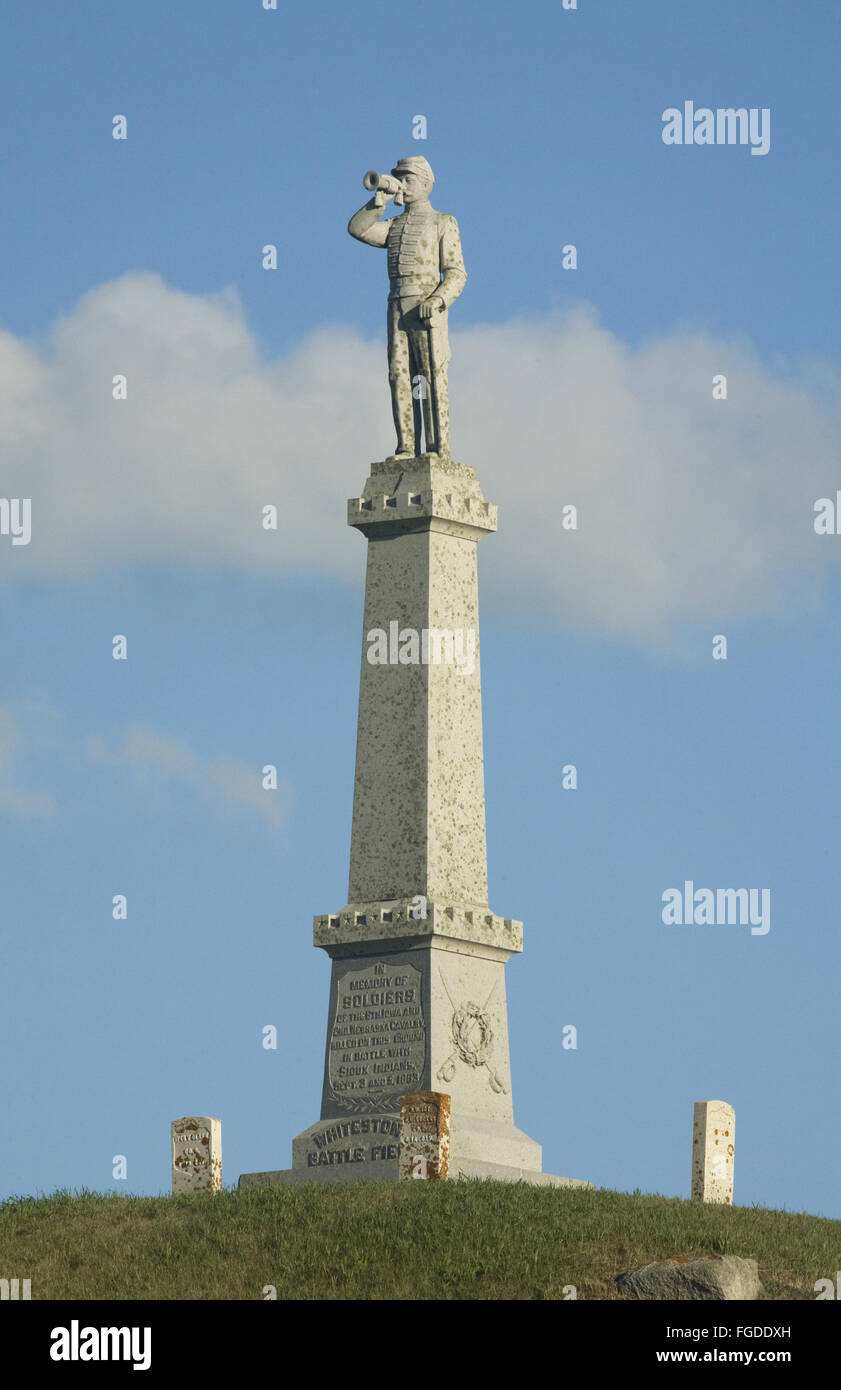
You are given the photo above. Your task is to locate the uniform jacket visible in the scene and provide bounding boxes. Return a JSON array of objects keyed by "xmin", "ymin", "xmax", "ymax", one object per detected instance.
[{"xmin": 355, "ymin": 204, "xmax": 467, "ymax": 310}]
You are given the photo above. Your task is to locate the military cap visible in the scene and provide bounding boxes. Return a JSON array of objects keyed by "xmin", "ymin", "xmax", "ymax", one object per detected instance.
[{"xmin": 391, "ymin": 156, "xmax": 435, "ymax": 185}]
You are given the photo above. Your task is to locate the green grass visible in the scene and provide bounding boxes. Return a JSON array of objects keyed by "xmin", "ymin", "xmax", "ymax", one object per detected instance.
[{"xmin": 1, "ymin": 1183, "xmax": 838, "ymax": 1300}]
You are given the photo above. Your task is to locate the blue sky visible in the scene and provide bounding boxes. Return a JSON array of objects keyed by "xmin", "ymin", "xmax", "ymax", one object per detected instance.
[{"xmin": 2, "ymin": 0, "xmax": 840, "ymax": 1224}]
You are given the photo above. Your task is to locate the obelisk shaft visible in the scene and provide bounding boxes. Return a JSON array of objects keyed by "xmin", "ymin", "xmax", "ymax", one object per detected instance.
[{"xmin": 348, "ymin": 520, "xmax": 488, "ymax": 905}]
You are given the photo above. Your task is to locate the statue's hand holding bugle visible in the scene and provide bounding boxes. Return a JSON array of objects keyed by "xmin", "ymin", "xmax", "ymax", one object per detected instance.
[{"xmin": 363, "ymin": 170, "xmax": 406, "ymax": 206}]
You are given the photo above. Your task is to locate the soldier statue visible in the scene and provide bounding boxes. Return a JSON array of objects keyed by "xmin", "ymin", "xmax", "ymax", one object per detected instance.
[{"xmin": 348, "ymin": 156, "xmax": 466, "ymax": 461}]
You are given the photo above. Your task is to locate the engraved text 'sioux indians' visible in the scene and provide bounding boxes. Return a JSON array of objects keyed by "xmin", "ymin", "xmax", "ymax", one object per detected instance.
[{"xmin": 237, "ymin": 162, "xmax": 589, "ymax": 1189}]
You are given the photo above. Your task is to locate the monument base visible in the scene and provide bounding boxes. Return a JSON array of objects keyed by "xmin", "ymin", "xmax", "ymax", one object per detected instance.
[
  {"xmin": 237, "ymin": 1111, "xmax": 591, "ymax": 1190},
  {"xmin": 237, "ymin": 1162, "xmax": 590, "ymax": 1189}
]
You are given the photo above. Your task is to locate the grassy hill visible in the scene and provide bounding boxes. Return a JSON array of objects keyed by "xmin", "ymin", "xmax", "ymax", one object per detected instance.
[{"xmin": 1, "ymin": 1182, "xmax": 837, "ymax": 1300}]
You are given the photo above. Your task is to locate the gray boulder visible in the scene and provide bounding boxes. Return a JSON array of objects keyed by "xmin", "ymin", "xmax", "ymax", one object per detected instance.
[{"xmin": 617, "ymin": 1255, "xmax": 762, "ymax": 1301}]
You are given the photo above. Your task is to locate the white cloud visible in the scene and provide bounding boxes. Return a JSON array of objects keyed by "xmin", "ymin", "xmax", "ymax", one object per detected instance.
[
  {"xmin": 87, "ymin": 726, "xmax": 290, "ymax": 830},
  {"xmin": 2, "ymin": 273, "xmax": 839, "ymax": 643},
  {"xmin": 0, "ymin": 701, "xmax": 56, "ymax": 818}
]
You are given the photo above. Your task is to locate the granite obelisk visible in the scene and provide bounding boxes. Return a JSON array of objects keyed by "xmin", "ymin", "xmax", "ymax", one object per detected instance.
[{"xmin": 238, "ymin": 160, "xmax": 588, "ymax": 1188}]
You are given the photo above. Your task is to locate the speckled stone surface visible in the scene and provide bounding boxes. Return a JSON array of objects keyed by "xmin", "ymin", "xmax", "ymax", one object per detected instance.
[
  {"xmin": 346, "ymin": 456, "xmax": 494, "ymax": 906},
  {"xmin": 348, "ymin": 455, "xmax": 497, "ymax": 542},
  {"xmin": 237, "ymin": 456, "xmax": 590, "ymax": 1191},
  {"xmin": 398, "ymin": 1090, "xmax": 450, "ymax": 1180},
  {"xmin": 314, "ymin": 898, "xmax": 522, "ymax": 955},
  {"xmin": 347, "ymin": 160, "xmax": 466, "ymax": 460},
  {"xmin": 691, "ymin": 1100, "xmax": 735, "ymax": 1203},
  {"xmin": 171, "ymin": 1117, "xmax": 222, "ymax": 1194},
  {"xmin": 309, "ymin": 945, "xmax": 517, "ymax": 1127}
]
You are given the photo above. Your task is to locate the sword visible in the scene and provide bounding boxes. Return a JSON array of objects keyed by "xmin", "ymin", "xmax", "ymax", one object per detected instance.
[{"xmin": 425, "ymin": 302, "xmax": 442, "ymax": 455}]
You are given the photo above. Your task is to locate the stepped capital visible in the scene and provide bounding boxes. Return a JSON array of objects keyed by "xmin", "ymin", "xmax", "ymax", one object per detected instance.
[
  {"xmin": 348, "ymin": 455, "xmax": 497, "ymax": 540},
  {"xmin": 314, "ymin": 898, "xmax": 524, "ymax": 959}
]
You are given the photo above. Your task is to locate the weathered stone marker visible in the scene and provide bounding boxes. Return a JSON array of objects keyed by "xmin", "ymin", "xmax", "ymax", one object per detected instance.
[
  {"xmin": 691, "ymin": 1100, "xmax": 735, "ymax": 1204},
  {"xmin": 171, "ymin": 1116, "xmax": 222, "ymax": 1194},
  {"xmin": 399, "ymin": 1090, "xmax": 450, "ymax": 1180}
]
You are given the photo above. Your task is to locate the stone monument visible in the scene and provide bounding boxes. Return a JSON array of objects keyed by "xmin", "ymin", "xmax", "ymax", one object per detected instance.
[
  {"xmin": 238, "ymin": 160, "xmax": 589, "ymax": 1190},
  {"xmin": 399, "ymin": 1090, "xmax": 451, "ymax": 1180},
  {"xmin": 171, "ymin": 1116, "xmax": 222, "ymax": 1193},
  {"xmin": 691, "ymin": 1100, "xmax": 735, "ymax": 1204}
]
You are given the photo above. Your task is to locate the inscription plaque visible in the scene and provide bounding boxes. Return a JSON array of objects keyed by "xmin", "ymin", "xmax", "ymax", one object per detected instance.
[
  {"xmin": 325, "ymin": 960, "xmax": 425, "ymax": 1112},
  {"xmin": 399, "ymin": 1090, "xmax": 450, "ymax": 1180},
  {"xmin": 171, "ymin": 1115, "xmax": 222, "ymax": 1194}
]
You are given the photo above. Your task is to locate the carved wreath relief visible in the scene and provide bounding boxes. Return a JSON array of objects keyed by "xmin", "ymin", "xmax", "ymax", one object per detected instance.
[{"xmin": 436, "ymin": 970, "xmax": 508, "ymax": 1094}]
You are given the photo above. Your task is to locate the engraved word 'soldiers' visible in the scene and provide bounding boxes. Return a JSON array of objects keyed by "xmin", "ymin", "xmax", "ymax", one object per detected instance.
[{"xmin": 348, "ymin": 156, "xmax": 466, "ymax": 461}]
